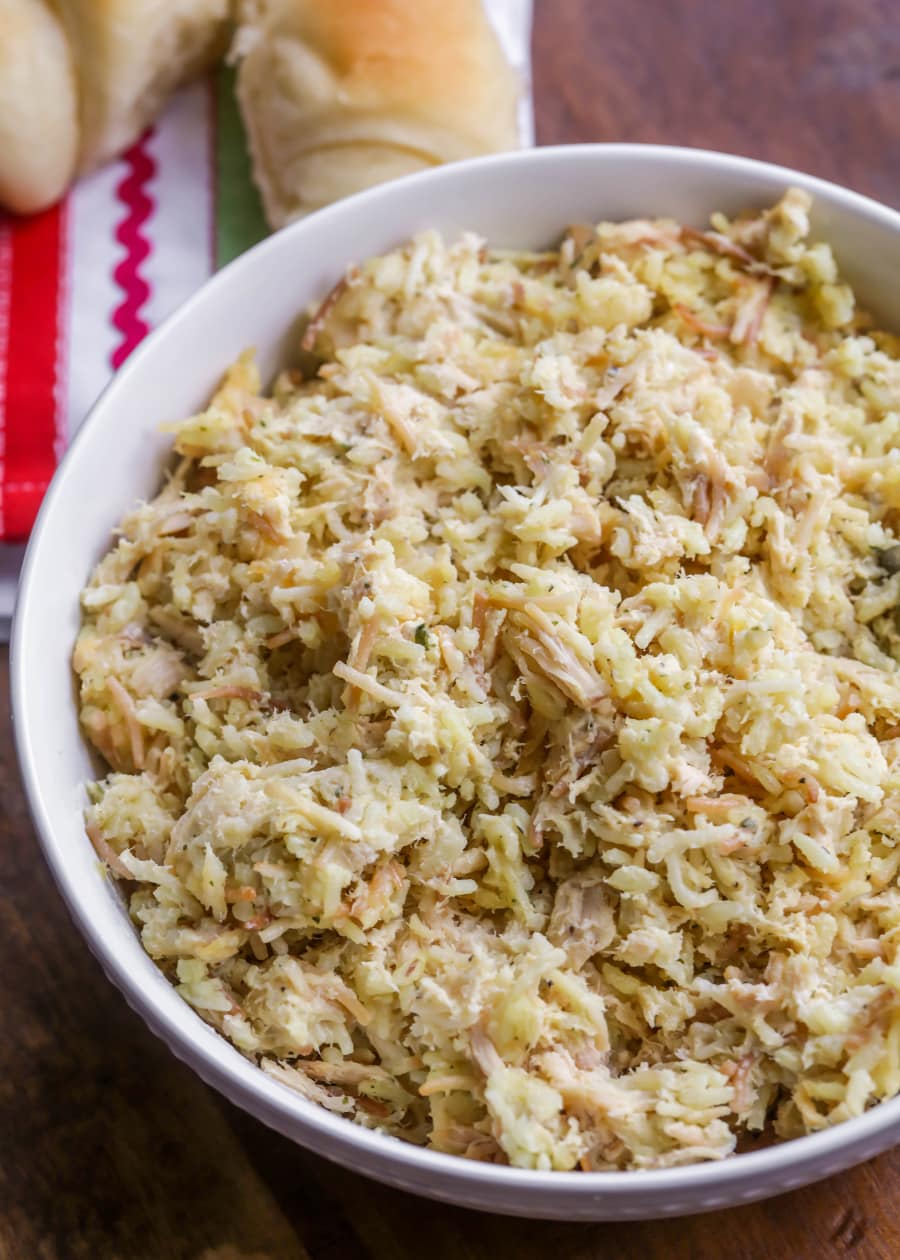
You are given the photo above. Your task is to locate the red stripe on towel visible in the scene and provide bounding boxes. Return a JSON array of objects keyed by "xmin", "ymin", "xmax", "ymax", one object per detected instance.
[
  {"xmin": 1, "ymin": 203, "xmax": 67, "ymax": 539},
  {"xmin": 110, "ymin": 132, "xmax": 156, "ymax": 370}
]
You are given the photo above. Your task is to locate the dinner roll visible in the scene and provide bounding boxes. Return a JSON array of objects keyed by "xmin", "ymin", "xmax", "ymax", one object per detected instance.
[
  {"xmin": 0, "ymin": 0, "xmax": 79, "ymax": 214},
  {"xmin": 233, "ymin": 0, "xmax": 520, "ymax": 228},
  {"xmin": 56, "ymin": 0, "xmax": 231, "ymax": 171}
]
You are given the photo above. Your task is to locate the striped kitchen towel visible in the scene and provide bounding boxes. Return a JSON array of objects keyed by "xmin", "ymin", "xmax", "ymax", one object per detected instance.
[
  {"xmin": 0, "ymin": 0, "xmax": 532, "ymax": 631},
  {"xmin": 0, "ymin": 69, "xmax": 265, "ymax": 543}
]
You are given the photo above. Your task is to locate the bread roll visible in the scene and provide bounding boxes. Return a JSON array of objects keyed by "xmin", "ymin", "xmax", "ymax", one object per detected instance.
[
  {"xmin": 0, "ymin": 0, "xmax": 79, "ymax": 214},
  {"xmin": 233, "ymin": 0, "xmax": 520, "ymax": 228},
  {"xmin": 56, "ymin": 0, "xmax": 231, "ymax": 171}
]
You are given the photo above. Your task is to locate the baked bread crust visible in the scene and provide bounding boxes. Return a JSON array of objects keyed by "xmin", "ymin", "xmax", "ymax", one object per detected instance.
[
  {"xmin": 0, "ymin": 0, "xmax": 79, "ymax": 214},
  {"xmin": 234, "ymin": 0, "xmax": 520, "ymax": 227}
]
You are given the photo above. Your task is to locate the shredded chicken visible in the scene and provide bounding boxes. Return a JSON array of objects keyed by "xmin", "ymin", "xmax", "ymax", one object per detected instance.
[
  {"xmin": 76, "ymin": 190, "xmax": 900, "ymax": 1173},
  {"xmin": 547, "ymin": 870, "xmax": 615, "ymax": 969}
]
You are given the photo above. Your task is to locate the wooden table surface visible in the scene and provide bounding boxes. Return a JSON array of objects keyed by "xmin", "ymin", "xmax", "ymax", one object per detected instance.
[{"xmin": 4, "ymin": 1, "xmax": 900, "ymax": 1256}]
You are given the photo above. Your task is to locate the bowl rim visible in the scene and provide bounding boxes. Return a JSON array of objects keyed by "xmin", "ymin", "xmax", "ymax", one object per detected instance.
[{"xmin": 13, "ymin": 141, "xmax": 900, "ymax": 1202}]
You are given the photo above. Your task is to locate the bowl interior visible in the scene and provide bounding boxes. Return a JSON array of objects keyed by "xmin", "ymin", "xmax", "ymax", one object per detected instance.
[{"xmin": 13, "ymin": 145, "xmax": 900, "ymax": 1219}]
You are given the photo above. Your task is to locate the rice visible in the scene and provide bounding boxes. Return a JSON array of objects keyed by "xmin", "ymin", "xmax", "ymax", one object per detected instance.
[{"xmin": 74, "ymin": 189, "xmax": 900, "ymax": 1170}]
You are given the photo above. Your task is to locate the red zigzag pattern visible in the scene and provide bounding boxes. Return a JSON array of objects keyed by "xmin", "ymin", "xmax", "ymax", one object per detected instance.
[{"xmin": 111, "ymin": 132, "xmax": 156, "ymax": 370}]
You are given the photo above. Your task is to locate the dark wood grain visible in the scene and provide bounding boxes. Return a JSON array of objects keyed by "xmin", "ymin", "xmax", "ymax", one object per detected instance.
[
  {"xmin": 533, "ymin": 0, "xmax": 900, "ymax": 208},
  {"xmin": 4, "ymin": 2, "xmax": 900, "ymax": 1256}
]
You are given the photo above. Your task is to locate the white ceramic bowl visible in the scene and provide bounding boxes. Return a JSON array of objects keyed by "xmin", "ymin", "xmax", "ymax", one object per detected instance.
[{"xmin": 13, "ymin": 145, "xmax": 900, "ymax": 1220}]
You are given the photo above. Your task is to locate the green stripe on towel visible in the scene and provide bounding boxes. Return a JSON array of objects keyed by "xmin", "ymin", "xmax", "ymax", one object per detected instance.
[{"xmin": 214, "ymin": 64, "xmax": 269, "ymax": 269}]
